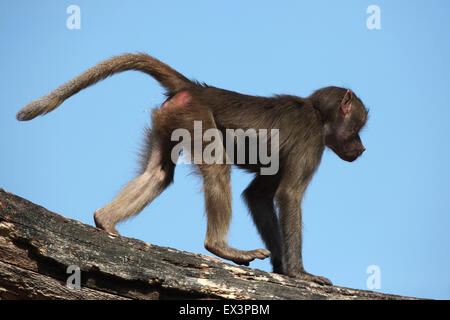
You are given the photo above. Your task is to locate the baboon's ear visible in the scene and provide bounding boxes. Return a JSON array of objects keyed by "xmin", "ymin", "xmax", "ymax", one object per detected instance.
[{"xmin": 340, "ymin": 90, "xmax": 353, "ymax": 116}]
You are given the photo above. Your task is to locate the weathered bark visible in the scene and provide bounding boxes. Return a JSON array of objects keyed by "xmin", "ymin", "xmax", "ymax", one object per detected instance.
[{"xmin": 0, "ymin": 188, "xmax": 417, "ymax": 300}]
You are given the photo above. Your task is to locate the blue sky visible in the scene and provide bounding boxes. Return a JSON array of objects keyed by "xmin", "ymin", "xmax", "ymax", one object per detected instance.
[{"xmin": 1, "ymin": 1, "xmax": 449, "ymax": 299}]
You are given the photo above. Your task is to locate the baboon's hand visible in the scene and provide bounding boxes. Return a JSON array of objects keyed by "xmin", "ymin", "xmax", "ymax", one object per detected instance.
[{"xmin": 292, "ymin": 271, "xmax": 332, "ymax": 286}]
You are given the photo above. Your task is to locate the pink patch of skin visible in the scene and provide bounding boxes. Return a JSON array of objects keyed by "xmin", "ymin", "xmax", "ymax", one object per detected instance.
[{"xmin": 161, "ymin": 91, "xmax": 192, "ymax": 109}]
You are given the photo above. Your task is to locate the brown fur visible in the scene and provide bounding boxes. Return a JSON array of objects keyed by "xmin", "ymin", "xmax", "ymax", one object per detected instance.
[{"xmin": 17, "ymin": 53, "xmax": 368, "ymax": 285}]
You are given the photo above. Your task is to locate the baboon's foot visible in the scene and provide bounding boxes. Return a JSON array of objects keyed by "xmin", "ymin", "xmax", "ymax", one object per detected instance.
[
  {"xmin": 205, "ymin": 242, "xmax": 270, "ymax": 266},
  {"xmin": 94, "ymin": 209, "xmax": 120, "ymax": 235}
]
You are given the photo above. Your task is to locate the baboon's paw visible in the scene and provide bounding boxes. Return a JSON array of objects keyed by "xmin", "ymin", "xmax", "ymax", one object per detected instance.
[{"xmin": 94, "ymin": 209, "xmax": 120, "ymax": 235}]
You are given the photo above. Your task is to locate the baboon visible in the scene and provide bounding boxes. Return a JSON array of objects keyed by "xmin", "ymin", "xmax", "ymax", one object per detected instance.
[{"xmin": 17, "ymin": 53, "xmax": 368, "ymax": 285}]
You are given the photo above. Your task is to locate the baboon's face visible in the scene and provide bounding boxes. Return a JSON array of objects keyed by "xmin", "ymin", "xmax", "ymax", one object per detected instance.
[{"xmin": 324, "ymin": 97, "xmax": 367, "ymax": 162}]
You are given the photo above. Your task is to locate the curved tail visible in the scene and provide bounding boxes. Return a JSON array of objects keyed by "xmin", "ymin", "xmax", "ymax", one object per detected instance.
[{"xmin": 17, "ymin": 53, "xmax": 193, "ymax": 121}]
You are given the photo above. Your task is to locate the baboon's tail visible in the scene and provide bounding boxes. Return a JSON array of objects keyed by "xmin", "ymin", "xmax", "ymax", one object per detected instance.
[{"xmin": 17, "ymin": 53, "xmax": 193, "ymax": 121}]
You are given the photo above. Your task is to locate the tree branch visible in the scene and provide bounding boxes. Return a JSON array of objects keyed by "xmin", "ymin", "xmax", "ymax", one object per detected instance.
[{"xmin": 0, "ymin": 188, "xmax": 417, "ymax": 300}]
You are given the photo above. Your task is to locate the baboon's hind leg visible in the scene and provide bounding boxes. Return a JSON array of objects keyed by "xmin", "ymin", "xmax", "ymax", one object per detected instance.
[
  {"xmin": 200, "ymin": 163, "xmax": 271, "ymax": 265},
  {"xmin": 94, "ymin": 132, "xmax": 175, "ymax": 235},
  {"xmin": 193, "ymin": 113, "xmax": 270, "ymax": 265}
]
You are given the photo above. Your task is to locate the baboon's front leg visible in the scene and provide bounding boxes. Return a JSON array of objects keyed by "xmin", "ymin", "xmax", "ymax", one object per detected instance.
[{"xmin": 243, "ymin": 174, "xmax": 283, "ymax": 273}]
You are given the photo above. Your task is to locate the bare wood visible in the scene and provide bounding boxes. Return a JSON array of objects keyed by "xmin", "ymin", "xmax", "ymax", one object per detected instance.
[{"xmin": 0, "ymin": 188, "xmax": 417, "ymax": 300}]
